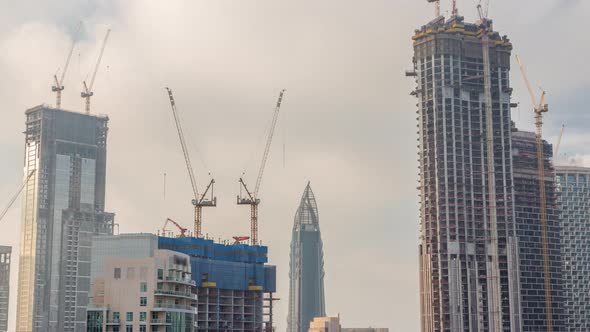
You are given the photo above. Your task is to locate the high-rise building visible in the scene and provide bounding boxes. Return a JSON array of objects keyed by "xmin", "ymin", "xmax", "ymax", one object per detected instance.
[
  {"xmin": 0, "ymin": 246, "xmax": 11, "ymax": 332},
  {"xmin": 287, "ymin": 182, "xmax": 326, "ymax": 332},
  {"xmin": 411, "ymin": 15, "xmax": 522, "ymax": 331},
  {"xmin": 16, "ymin": 105, "xmax": 114, "ymax": 332},
  {"xmin": 512, "ymin": 131, "xmax": 565, "ymax": 330},
  {"xmin": 556, "ymin": 166, "xmax": 590, "ymax": 331}
]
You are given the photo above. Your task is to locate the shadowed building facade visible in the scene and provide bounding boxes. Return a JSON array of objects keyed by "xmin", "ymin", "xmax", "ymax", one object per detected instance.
[
  {"xmin": 16, "ymin": 106, "xmax": 114, "ymax": 332},
  {"xmin": 287, "ymin": 183, "xmax": 326, "ymax": 332}
]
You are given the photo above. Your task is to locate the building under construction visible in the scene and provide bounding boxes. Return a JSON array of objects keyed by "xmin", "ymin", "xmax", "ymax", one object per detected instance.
[
  {"xmin": 512, "ymin": 131, "xmax": 565, "ymax": 330},
  {"xmin": 16, "ymin": 106, "xmax": 114, "ymax": 332},
  {"xmin": 411, "ymin": 14, "xmax": 522, "ymax": 331}
]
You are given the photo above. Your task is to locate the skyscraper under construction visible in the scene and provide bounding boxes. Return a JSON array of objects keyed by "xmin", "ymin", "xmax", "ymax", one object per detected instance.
[
  {"xmin": 411, "ymin": 14, "xmax": 522, "ymax": 331},
  {"xmin": 16, "ymin": 106, "xmax": 114, "ymax": 332},
  {"xmin": 287, "ymin": 182, "xmax": 326, "ymax": 332}
]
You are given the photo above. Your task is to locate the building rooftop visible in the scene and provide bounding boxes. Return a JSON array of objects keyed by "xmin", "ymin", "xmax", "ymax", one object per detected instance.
[{"xmin": 25, "ymin": 104, "xmax": 109, "ymax": 120}]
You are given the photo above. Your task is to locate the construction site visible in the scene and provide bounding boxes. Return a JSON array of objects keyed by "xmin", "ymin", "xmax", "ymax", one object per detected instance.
[{"xmin": 412, "ymin": 0, "xmax": 565, "ymax": 331}]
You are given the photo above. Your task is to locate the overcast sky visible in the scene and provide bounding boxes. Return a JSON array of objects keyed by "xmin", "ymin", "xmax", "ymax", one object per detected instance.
[{"xmin": 0, "ymin": 0, "xmax": 588, "ymax": 331}]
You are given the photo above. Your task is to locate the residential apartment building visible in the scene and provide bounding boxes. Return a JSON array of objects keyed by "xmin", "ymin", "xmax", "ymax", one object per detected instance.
[
  {"xmin": 88, "ymin": 234, "xmax": 195, "ymax": 332},
  {"xmin": 556, "ymin": 166, "xmax": 590, "ymax": 331},
  {"xmin": 88, "ymin": 233, "xmax": 277, "ymax": 332}
]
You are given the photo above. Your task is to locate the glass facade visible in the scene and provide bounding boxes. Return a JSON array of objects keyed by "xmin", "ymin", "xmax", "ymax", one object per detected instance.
[
  {"xmin": 287, "ymin": 183, "xmax": 326, "ymax": 332},
  {"xmin": 556, "ymin": 166, "xmax": 590, "ymax": 331},
  {"xmin": 16, "ymin": 106, "xmax": 114, "ymax": 332}
]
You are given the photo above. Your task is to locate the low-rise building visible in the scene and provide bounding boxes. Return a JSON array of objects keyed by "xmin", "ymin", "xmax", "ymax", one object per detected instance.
[
  {"xmin": 309, "ymin": 316, "xmax": 341, "ymax": 332},
  {"xmin": 87, "ymin": 234, "xmax": 195, "ymax": 332},
  {"xmin": 87, "ymin": 233, "xmax": 277, "ymax": 332}
]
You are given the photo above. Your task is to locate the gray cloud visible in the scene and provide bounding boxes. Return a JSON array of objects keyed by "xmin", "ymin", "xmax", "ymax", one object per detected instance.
[{"xmin": 0, "ymin": 0, "xmax": 587, "ymax": 331}]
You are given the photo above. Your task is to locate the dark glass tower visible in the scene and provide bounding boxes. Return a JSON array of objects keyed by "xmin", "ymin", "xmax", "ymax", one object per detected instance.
[
  {"xmin": 512, "ymin": 131, "xmax": 565, "ymax": 331},
  {"xmin": 556, "ymin": 166, "xmax": 590, "ymax": 331},
  {"xmin": 287, "ymin": 183, "xmax": 326, "ymax": 332}
]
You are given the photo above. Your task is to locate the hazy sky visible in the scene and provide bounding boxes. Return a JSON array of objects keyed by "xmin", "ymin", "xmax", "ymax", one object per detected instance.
[{"xmin": 0, "ymin": 0, "xmax": 588, "ymax": 331}]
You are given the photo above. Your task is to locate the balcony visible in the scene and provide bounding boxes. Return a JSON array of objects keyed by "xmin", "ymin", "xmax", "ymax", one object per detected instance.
[
  {"xmin": 150, "ymin": 319, "xmax": 172, "ymax": 325},
  {"xmin": 159, "ymin": 276, "xmax": 196, "ymax": 286},
  {"xmin": 155, "ymin": 289, "xmax": 197, "ymax": 300},
  {"xmin": 153, "ymin": 303, "xmax": 197, "ymax": 313},
  {"xmin": 105, "ymin": 319, "xmax": 121, "ymax": 325}
]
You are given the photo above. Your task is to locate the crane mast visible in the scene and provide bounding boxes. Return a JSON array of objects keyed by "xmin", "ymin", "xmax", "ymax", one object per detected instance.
[
  {"xmin": 516, "ymin": 55, "xmax": 553, "ymax": 332},
  {"xmin": 238, "ymin": 89, "xmax": 286, "ymax": 245},
  {"xmin": 81, "ymin": 29, "xmax": 110, "ymax": 114},
  {"xmin": 427, "ymin": 0, "xmax": 441, "ymax": 18},
  {"xmin": 165, "ymin": 88, "xmax": 216, "ymax": 238},
  {"xmin": 554, "ymin": 125, "xmax": 565, "ymax": 160},
  {"xmin": 477, "ymin": 2, "xmax": 502, "ymax": 330},
  {"xmin": 52, "ymin": 22, "xmax": 82, "ymax": 109}
]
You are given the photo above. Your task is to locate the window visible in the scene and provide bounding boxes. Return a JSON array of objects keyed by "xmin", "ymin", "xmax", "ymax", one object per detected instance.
[
  {"xmin": 152, "ymin": 327, "xmax": 158, "ymax": 332},
  {"xmin": 152, "ymin": 312, "xmax": 159, "ymax": 320},
  {"xmin": 114, "ymin": 268, "xmax": 121, "ymax": 279},
  {"xmin": 126, "ymin": 325, "xmax": 133, "ymax": 332},
  {"xmin": 140, "ymin": 312, "xmax": 146, "ymax": 322},
  {"xmin": 140, "ymin": 297, "xmax": 147, "ymax": 306},
  {"xmin": 139, "ymin": 326, "xmax": 146, "ymax": 332},
  {"xmin": 126, "ymin": 312, "xmax": 133, "ymax": 321},
  {"xmin": 113, "ymin": 312, "xmax": 120, "ymax": 322},
  {"xmin": 140, "ymin": 282, "xmax": 147, "ymax": 292},
  {"xmin": 157, "ymin": 269, "xmax": 163, "ymax": 280}
]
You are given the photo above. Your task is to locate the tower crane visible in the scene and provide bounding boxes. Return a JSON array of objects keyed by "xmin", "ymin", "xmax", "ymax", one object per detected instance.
[
  {"xmin": 238, "ymin": 89, "xmax": 286, "ymax": 246},
  {"xmin": 165, "ymin": 87, "xmax": 216, "ymax": 238},
  {"xmin": 516, "ymin": 54, "xmax": 553, "ymax": 332},
  {"xmin": 161, "ymin": 218, "xmax": 188, "ymax": 238},
  {"xmin": 554, "ymin": 124, "xmax": 565, "ymax": 160},
  {"xmin": 427, "ymin": 0, "xmax": 441, "ymax": 18},
  {"xmin": 81, "ymin": 29, "xmax": 111, "ymax": 114},
  {"xmin": 0, "ymin": 170, "xmax": 36, "ymax": 223},
  {"xmin": 477, "ymin": 1, "xmax": 502, "ymax": 330},
  {"xmin": 52, "ymin": 22, "xmax": 82, "ymax": 109}
]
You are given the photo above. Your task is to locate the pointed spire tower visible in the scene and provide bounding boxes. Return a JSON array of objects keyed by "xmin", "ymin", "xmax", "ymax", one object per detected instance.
[{"xmin": 287, "ymin": 182, "xmax": 326, "ymax": 332}]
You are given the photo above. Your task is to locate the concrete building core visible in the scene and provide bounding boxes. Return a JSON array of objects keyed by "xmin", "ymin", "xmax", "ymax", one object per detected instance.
[
  {"xmin": 512, "ymin": 131, "xmax": 565, "ymax": 330},
  {"xmin": 0, "ymin": 246, "xmax": 11, "ymax": 332},
  {"xmin": 288, "ymin": 183, "xmax": 326, "ymax": 332},
  {"xmin": 16, "ymin": 105, "xmax": 114, "ymax": 332},
  {"xmin": 556, "ymin": 166, "xmax": 590, "ymax": 331},
  {"xmin": 411, "ymin": 15, "xmax": 521, "ymax": 331}
]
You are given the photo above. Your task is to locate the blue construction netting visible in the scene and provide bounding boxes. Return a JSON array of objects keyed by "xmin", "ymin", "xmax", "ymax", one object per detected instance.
[
  {"xmin": 157, "ymin": 236, "xmax": 268, "ymax": 264},
  {"xmin": 158, "ymin": 236, "xmax": 276, "ymax": 292}
]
